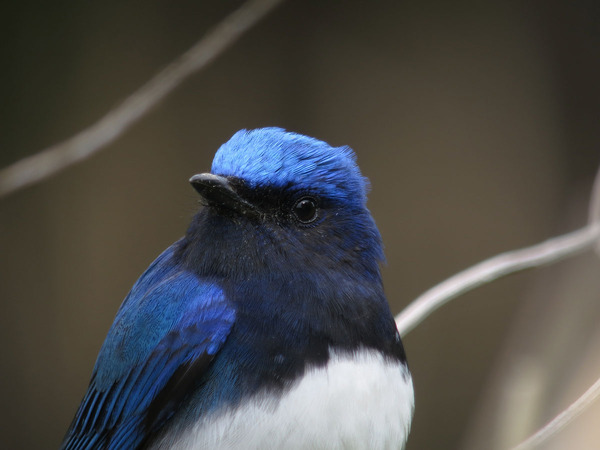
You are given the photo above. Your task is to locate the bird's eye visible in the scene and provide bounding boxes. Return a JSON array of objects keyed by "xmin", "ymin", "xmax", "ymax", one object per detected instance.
[{"xmin": 292, "ymin": 197, "xmax": 318, "ymax": 223}]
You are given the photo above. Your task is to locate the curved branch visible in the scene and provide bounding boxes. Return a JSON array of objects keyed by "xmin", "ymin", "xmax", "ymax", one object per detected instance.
[
  {"xmin": 394, "ymin": 223, "xmax": 600, "ymax": 337},
  {"xmin": 0, "ymin": 0, "xmax": 284, "ymax": 198},
  {"xmin": 395, "ymin": 164, "xmax": 600, "ymax": 448},
  {"xmin": 511, "ymin": 376, "xmax": 600, "ymax": 450}
]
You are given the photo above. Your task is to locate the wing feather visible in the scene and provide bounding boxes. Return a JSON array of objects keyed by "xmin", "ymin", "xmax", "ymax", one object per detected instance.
[{"xmin": 62, "ymin": 247, "xmax": 235, "ymax": 449}]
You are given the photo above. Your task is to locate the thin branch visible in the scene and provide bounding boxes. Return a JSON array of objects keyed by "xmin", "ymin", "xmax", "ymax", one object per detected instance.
[
  {"xmin": 396, "ymin": 163, "xmax": 600, "ymax": 337},
  {"xmin": 0, "ymin": 0, "xmax": 284, "ymax": 198},
  {"xmin": 507, "ymin": 166, "xmax": 600, "ymax": 449},
  {"xmin": 394, "ymin": 223, "xmax": 600, "ymax": 337},
  {"xmin": 589, "ymin": 164, "xmax": 600, "ymax": 255},
  {"xmin": 395, "ymin": 165, "xmax": 600, "ymax": 449},
  {"xmin": 511, "ymin": 376, "xmax": 600, "ymax": 450}
]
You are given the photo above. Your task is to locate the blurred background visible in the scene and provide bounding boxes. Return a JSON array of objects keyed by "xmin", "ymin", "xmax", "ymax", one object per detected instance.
[{"xmin": 1, "ymin": 1, "xmax": 600, "ymax": 448}]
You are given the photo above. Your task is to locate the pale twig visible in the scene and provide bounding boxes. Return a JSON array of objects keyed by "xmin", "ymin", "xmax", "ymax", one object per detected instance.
[
  {"xmin": 395, "ymin": 164, "xmax": 600, "ymax": 449},
  {"xmin": 508, "ymin": 166, "xmax": 600, "ymax": 449},
  {"xmin": 396, "ymin": 162, "xmax": 600, "ymax": 337},
  {"xmin": 394, "ymin": 223, "xmax": 600, "ymax": 337},
  {"xmin": 0, "ymin": 0, "xmax": 283, "ymax": 198},
  {"xmin": 589, "ymin": 163, "xmax": 600, "ymax": 255},
  {"xmin": 510, "ymin": 376, "xmax": 600, "ymax": 450}
]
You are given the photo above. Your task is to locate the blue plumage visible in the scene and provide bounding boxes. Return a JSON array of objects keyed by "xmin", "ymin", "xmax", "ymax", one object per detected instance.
[
  {"xmin": 63, "ymin": 247, "xmax": 235, "ymax": 449},
  {"xmin": 62, "ymin": 128, "xmax": 413, "ymax": 449},
  {"xmin": 212, "ymin": 128, "xmax": 368, "ymax": 203}
]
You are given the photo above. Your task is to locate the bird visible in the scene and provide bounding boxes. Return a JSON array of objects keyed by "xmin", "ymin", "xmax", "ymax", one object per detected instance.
[{"xmin": 62, "ymin": 127, "xmax": 414, "ymax": 450}]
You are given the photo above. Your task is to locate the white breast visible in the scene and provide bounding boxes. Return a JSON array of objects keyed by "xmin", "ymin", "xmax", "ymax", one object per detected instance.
[{"xmin": 157, "ymin": 349, "xmax": 414, "ymax": 450}]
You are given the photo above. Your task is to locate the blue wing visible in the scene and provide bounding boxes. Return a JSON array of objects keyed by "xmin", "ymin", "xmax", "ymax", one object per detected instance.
[{"xmin": 62, "ymin": 245, "xmax": 236, "ymax": 449}]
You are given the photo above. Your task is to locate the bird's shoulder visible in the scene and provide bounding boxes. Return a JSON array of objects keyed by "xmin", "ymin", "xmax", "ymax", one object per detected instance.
[{"xmin": 62, "ymin": 242, "xmax": 236, "ymax": 450}]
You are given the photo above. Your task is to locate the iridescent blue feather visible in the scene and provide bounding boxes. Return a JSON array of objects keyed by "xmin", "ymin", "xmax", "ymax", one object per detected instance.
[{"xmin": 62, "ymin": 245, "xmax": 235, "ymax": 449}]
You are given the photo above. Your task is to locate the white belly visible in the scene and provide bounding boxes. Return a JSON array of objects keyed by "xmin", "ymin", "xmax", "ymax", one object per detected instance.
[{"xmin": 158, "ymin": 349, "xmax": 414, "ymax": 450}]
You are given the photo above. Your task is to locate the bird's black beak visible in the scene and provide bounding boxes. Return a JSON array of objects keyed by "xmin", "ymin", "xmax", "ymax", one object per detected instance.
[{"xmin": 189, "ymin": 173, "xmax": 256, "ymax": 216}]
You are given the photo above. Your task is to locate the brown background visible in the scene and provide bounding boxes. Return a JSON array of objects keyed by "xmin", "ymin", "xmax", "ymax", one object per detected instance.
[{"xmin": 2, "ymin": 1, "xmax": 600, "ymax": 449}]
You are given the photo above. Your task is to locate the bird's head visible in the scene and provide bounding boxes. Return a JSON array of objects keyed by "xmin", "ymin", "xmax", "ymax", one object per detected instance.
[{"xmin": 185, "ymin": 128, "xmax": 384, "ymax": 280}]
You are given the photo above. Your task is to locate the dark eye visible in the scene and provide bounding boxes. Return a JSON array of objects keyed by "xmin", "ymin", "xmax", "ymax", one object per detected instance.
[{"xmin": 292, "ymin": 197, "xmax": 318, "ymax": 223}]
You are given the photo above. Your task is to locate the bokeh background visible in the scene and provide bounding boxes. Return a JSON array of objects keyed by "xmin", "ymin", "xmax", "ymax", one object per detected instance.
[{"xmin": 2, "ymin": 1, "xmax": 600, "ymax": 448}]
